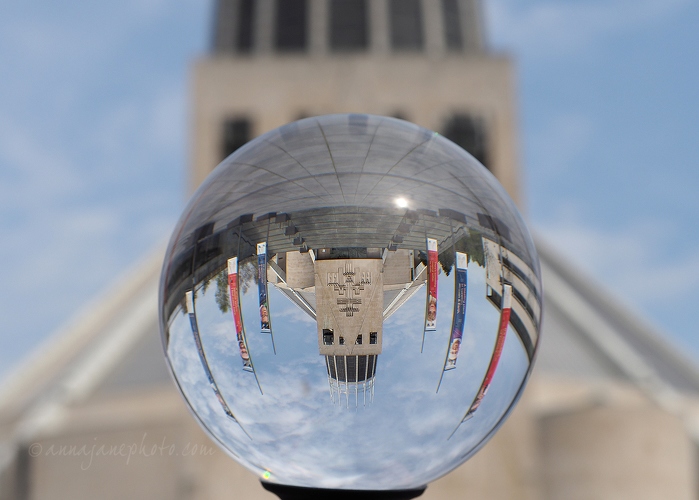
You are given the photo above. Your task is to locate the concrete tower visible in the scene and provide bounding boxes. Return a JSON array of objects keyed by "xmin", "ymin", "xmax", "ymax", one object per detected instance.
[{"xmin": 192, "ymin": 0, "xmax": 521, "ymax": 207}]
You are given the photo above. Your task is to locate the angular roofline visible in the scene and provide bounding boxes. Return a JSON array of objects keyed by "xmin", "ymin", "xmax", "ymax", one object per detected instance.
[
  {"xmin": 535, "ymin": 234, "xmax": 699, "ymax": 396},
  {"xmin": 4, "ymin": 234, "xmax": 699, "ymax": 429},
  {"xmin": 0, "ymin": 246, "xmax": 165, "ymax": 421}
]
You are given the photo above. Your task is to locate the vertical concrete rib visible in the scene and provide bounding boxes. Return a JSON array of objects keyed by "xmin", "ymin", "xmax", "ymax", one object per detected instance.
[
  {"xmin": 423, "ymin": 0, "xmax": 445, "ymax": 56},
  {"xmin": 255, "ymin": 0, "xmax": 274, "ymax": 54},
  {"xmin": 309, "ymin": 0, "xmax": 328, "ymax": 56},
  {"xmin": 369, "ymin": 0, "xmax": 390, "ymax": 54},
  {"xmin": 459, "ymin": 0, "xmax": 483, "ymax": 52}
]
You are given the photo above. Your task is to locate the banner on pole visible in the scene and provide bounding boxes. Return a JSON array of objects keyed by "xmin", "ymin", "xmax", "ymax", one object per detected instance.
[
  {"xmin": 257, "ymin": 242, "xmax": 271, "ymax": 333},
  {"xmin": 425, "ymin": 238, "xmax": 439, "ymax": 331},
  {"xmin": 445, "ymin": 252, "xmax": 468, "ymax": 370},
  {"xmin": 463, "ymin": 283, "xmax": 512, "ymax": 419},
  {"xmin": 227, "ymin": 257, "xmax": 253, "ymax": 371},
  {"xmin": 185, "ymin": 290, "xmax": 237, "ymax": 420}
]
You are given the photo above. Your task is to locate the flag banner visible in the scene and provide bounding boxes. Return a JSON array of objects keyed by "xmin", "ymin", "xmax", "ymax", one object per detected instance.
[
  {"xmin": 482, "ymin": 236, "xmax": 539, "ymax": 361},
  {"xmin": 227, "ymin": 257, "xmax": 253, "ymax": 372},
  {"xmin": 445, "ymin": 252, "xmax": 468, "ymax": 371},
  {"xmin": 425, "ymin": 238, "xmax": 439, "ymax": 331},
  {"xmin": 463, "ymin": 283, "xmax": 512, "ymax": 418},
  {"xmin": 482, "ymin": 237, "xmax": 501, "ymax": 296},
  {"xmin": 257, "ymin": 242, "xmax": 271, "ymax": 333},
  {"xmin": 185, "ymin": 290, "xmax": 237, "ymax": 420}
]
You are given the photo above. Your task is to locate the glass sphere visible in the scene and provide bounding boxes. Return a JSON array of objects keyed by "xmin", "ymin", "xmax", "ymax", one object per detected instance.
[{"xmin": 159, "ymin": 114, "xmax": 542, "ymax": 490}]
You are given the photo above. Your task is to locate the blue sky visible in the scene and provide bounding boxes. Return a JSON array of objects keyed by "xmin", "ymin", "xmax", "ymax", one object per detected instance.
[
  {"xmin": 1, "ymin": 0, "xmax": 698, "ymax": 381},
  {"xmin": 502, "ymin": 0, "xmax": 699, "ymax": 356},
  {"xmin": 166, "ymin": 260, "xmax": 527, "ymax": 488}
]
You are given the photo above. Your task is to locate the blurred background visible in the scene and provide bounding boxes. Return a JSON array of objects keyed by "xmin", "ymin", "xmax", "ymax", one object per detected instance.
[{"xmin": 1, "ymin": 0, "xmax": 698, "ymax": 498}]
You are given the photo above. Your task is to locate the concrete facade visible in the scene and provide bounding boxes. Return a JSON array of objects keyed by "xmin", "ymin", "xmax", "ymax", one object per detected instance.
[
  {"xmin": 315, "ymin": 258, "xmax": 383, "ymax": 355},
  {"xmin": 191, "ymin": 55, "xmax": 521, "ymax": 205},
  {"xmin": 5, "ymin": 374, "xmax": 697, "ymax": 499},
  {"xmin": 540, "ymin": 405, "xmax": 695, "ymax": 500}
]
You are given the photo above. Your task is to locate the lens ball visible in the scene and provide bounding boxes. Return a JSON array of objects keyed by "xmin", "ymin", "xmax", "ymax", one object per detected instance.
[{"xmin": 159, "ymin": 114, "xmax": 542, "ymax": 490}]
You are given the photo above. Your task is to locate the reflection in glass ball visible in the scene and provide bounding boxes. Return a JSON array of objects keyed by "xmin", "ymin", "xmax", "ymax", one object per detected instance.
[{"xmin": 159, "ymin": 114, "xmax": 542, "ymax": 491}]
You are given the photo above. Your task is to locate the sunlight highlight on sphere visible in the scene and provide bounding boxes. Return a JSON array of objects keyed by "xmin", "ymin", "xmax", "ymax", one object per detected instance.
[
  {"xmin": 159, "ymin": 114, "xmax": 542, "ymax": 490},
  {"xmin": 394, "ymin": 197, "xmax": 409, "ymax": 208}
]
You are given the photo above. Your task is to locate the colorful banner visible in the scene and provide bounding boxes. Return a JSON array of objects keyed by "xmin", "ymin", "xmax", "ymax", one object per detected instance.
[
  {"xmin": 445, "ymin": 252, "xmax": 468, "ymax": 371},
  {"xmin": 464, "ymin": 283, "xmax": 512, "ymax": 419},
  {"xmin": 227, "ymin": 257, "xmax": 252, "ymax": 372},
  {"xmin": 425, "ymin": 238, "xmax": 439, "ymax": 331},
  {"xmin": 185, "ymin": 290, "xmax": 236, "ymax": 420},
  {"xmin": 257, "ymin": 242, "xmax": 271, "ymax": 333}
]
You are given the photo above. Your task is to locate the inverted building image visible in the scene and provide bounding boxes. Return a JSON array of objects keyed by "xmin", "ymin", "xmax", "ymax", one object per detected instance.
[{"xmin": 158, "ymin": 117, "xmax": 540, "ymax": 492}]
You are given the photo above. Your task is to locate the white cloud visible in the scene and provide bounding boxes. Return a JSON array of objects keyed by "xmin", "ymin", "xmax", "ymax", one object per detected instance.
[
  {"xmin": 274, "ymin": 301, "xmax": 317, "ymax": 326},
  {"xmin": 161, "ymin": 257, "xmax": 533, "ymax": 489},
  {"xmin": 0, "ymin": 83, "xmax": 185, "ymax": 381},
  {"xmin": 0, "ymin": 0, "xmax": 208, "ymax": 384},
  {"xmin": 535, "ymin": 216, "xmax": 699, "ymax": 311},
  {"xmin": 486, "ymin": 0, "xmax": 691, "ymax": 59},
  {"xmin": 0, "ymin": 117, "xmax": 85, "ymax": 203}
]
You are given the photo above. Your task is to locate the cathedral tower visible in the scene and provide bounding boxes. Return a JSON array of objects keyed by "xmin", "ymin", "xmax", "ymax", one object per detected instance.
[{"xmin": 191, "ymin": 0, "xmax": 521, "ymax": 206}]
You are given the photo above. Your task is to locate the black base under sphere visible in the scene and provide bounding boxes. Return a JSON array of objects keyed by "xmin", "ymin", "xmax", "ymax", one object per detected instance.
[{"xmin": 261, "ymin": 482, "xmax": 427, "ymax": 500}]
